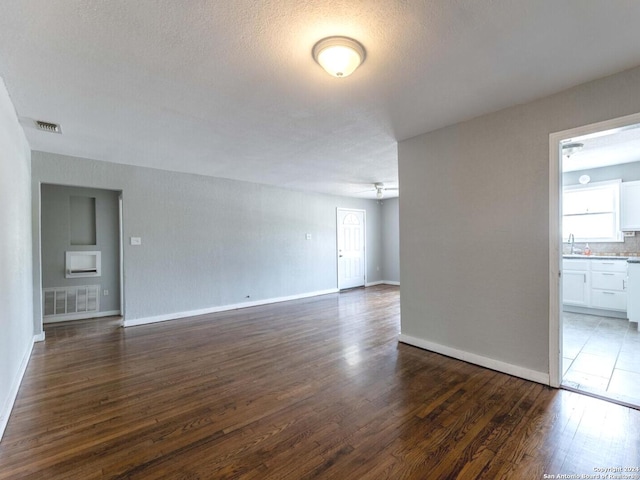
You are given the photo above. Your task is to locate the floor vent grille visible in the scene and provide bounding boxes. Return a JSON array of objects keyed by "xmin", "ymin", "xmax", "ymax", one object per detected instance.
[{"xmin": 43, "ymin": 285, "xmax": 100, "ymax": 317}]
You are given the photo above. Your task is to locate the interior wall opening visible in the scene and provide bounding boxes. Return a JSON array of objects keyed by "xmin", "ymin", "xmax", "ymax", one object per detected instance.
[
  {"xmin": 551, "ymin": 114, "xmax": 640, "ymax": 408},
  {"xmin": 39, "ymin": 184, "xmax": 124, "ymax": 329}
]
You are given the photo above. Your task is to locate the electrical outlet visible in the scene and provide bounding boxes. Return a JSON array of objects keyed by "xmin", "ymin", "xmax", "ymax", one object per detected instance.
[
  {"xmin": 130, "ymin": 236, "xmax": 142, "ymax": 245},
  {"xmin": 624, "ymin": 231, "xmax": 636, "ymax": 237},
  {"xmin": 305, "ymin": 233, "xmax": 312, "ymax": 240},
  {"xmin": 103, "ymin": 290, "xmax": 109, "ymax": 296}
]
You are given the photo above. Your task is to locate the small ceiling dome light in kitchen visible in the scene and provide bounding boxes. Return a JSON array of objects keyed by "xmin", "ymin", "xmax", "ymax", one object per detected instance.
[
  {"xmin": 579, "ymin": 175, "xmax": 591, "ymax": 185},
  {"xmin": 312, "ymin": 36, "xmax": 366, "ymax": 78}
]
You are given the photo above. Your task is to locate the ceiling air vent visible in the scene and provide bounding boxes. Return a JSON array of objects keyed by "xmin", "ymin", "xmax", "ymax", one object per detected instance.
[{"xmin": 35, "ymin": 120, "xmax": 62, "ymax": 134}]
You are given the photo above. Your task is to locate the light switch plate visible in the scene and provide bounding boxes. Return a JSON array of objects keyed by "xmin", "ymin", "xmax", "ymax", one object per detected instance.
[
  {"xmin": 130, "ymin": 236, "xmax": 142, "ymax": 245},
  {"xmin": 305, "ymin": 233, "xmax": 312, "ymax": 240}
]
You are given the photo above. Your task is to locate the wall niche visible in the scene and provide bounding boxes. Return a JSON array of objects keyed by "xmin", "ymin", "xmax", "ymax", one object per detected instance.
[{"xmin": 69, "ymin": 195, "xmax": 96, "ymax": 245}]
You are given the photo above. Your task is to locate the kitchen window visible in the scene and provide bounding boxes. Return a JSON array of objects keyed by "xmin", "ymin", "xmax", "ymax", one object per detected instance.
[{"xmin": 563, "ymin": 179, "xmax": 622, "ymax": 243}]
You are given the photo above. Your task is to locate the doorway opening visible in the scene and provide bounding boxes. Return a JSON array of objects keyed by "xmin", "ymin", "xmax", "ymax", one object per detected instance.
[
  {"xmin": 39, "ymin": 184, "xmax": 124, "ymax": 327},
  {"xmin": 336, "ymin": 208, "xmax": 366, "ymax": 290},
  {"xmin": 550, "ymin": 113, "xmax": 640, "ymax": 408}
]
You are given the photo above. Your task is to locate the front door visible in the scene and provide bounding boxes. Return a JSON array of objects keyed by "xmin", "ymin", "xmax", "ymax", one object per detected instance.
[{"xmin": 337, "ymin": 208, "xmax": 365, "ymax": 290}]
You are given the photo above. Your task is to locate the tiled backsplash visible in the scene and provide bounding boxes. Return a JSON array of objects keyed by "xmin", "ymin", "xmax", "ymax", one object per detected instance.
[{"xmin": 563, "ymin": 234, "xmax": 640, "ymax": 256}]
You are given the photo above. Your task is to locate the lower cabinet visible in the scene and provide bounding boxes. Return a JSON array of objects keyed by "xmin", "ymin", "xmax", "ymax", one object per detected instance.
[
  {"xmin": 562, "ymin": 258, "xmax": 627, "ymax": 314},
  {"xmin": 590, "ymin": 260, "xmax": 627, "ymax": 312},
  {"xmin": 562, "ymin": 259, "xmax": 590, "ymax": 307},
  {"xmin": 563, "ymin": 269, "xmax": 590, "ymax": 307},
  {"xmin": 628, "ymin": 263, "xmax": 640, "ymax": 324},
  {"xmin": 591, "ymin": 290, "xmax": 627, "ymax": 311}
]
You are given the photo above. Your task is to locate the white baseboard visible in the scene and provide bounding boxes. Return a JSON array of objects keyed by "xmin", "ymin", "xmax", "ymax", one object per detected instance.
[
  {"xmin": 0, "ymin": 335, "xmax": 38, "ymax": 442},
  {"xmin": 365, "ymin": 280, "xmax": 400, "ymax": 287},
  {"xmin": 44, "ymin": 310, "xmax": 121, "ymax": 324},
  {"xmin": 34, "ymin": 332, "xmax": 45, "ymax": 342},
  {"xmin": 123, "ymin": 289, "xmax": 339, "ymax": 328},
  {"xmin": 398, "ymin": 333, "xmax": 549, "ymax": 385},
  {"xmin": 383, "ymin": 281, "xmax": 400, "ymax": 286}
]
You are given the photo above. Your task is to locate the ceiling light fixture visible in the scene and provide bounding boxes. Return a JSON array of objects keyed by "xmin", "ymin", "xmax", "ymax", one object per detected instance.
[
  {"xmin": 312, "ymin": 36, "xmax": 366, "ymax": 78},
  {"xmin": 562, "ymin": 142, "xmax": 584, "ymax": 157},
  {"xmin": 579, "ymin": 175, "xmax": 591, "ymax": 185}
]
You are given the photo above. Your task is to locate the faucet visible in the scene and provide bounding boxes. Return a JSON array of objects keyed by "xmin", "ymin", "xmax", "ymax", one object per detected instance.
[{"xmin": 567, "ymin": 233, "xmax": 576, "ymax": 254}]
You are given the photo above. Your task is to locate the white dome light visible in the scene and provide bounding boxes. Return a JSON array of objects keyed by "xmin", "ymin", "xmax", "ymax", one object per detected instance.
[
  {"xmin": 312, "ymin": 37, "xmax": 366, "ymax": 78},
  {"xmin": 579, "ymin": 175, "xmax": 591, "ymax": 185}
]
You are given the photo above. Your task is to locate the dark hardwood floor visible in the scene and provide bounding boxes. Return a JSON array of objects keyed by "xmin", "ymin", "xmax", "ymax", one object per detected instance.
[{"xmin": 1, "ymin": 285, "xmax": 638, "ymax": 479}]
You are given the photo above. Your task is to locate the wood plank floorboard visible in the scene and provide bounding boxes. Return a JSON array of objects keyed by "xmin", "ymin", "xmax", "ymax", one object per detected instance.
[{"xmin": 1, "ymin": 285, "xmax": 639, "ymax": 479}]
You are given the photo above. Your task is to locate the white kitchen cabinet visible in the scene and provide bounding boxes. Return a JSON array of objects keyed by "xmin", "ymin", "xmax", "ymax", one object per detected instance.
[
  {"xmin": 563, "ymin": 270, "xmax": 590, "ymax": 306},
  {"xmin": 591, "ymin": 271, "xmax": 626, "ymax": 290},
  {"xmin": 562, "ymin": 259, "xmax": 590, "ymax": 307},
  {"xmin": 628, "ymin": 263, "xmax": 640, "ymax": 326},
  {"xmin": 589, "ymin": 259, "xmax": 628, "ymax": 273},
  {"xmin": 590, "ymin": 259, "xmax": 627, "ymax": 312},
  {"xmin": 591, "ymin": 290, "xmax": 627, "ymax": 311},
  {"xmin": 562, "ymin": 258, "xmax": 628, "ymax": 314},
  {"xmin": 621, "ymin": 180, "xmax": 640, "ymax": 231}
]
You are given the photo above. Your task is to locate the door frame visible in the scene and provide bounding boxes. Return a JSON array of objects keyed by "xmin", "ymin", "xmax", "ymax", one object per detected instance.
[
  {"xmin": 36, "ymin": 183, "xmax": 125, "ymax": 332},
  {"xmin": 336, "ymin": 208, "xmax": 367, "ymax": 289},
  {"xmin": 548, "ymin": 111, "xmax": 640, "ymax": 387},
  {"xmin": 118, "ymin": 193, "xmax": 125, "ymax": 315}
]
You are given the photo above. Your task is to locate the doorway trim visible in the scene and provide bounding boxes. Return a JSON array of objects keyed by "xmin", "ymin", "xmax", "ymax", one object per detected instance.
[
  {"xmin": 336, "ymin": 208, "xmax": 367, "ymax": 290},
  {"xmin": 36, "ymin": 183, "xmax": 125, "ymax": 332},
  {"xmin": 549, "ymin": 111, "xmax": 640, "ymax": 388}
]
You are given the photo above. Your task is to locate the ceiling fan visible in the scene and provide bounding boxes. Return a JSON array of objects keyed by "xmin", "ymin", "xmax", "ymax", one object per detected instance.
[{"xmin": 358, "ymin": 182, "xmax": 399, "ymax": 199}]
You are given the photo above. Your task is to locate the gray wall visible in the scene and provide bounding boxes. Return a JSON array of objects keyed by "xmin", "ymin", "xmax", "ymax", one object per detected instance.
[
  {"xmin": 381, "ymin": 198, "xmax": 400, "ymax": 283},
  {"xmin": 40, "ymin": 185, "xmax": 121, "ymax": 314},
  {"xmin": 31, "ymin": 152, "xmax": 383, "ymax": 333},
  {"xmin": 564, "ymin": 160, "xmax": 640, "ymax": 185},
  {"xmin": 399, "ymin": 65, "xmax": 640, "ymax": 377},
  {"xmin": 0, "ymin": 78, "xmax": 33, "ymax": 438}
]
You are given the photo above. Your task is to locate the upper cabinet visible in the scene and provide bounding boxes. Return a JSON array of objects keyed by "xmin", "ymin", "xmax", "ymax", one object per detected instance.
[{"xmin": 621, "ymin": 180, "xmax": 640, "ymax": 231}]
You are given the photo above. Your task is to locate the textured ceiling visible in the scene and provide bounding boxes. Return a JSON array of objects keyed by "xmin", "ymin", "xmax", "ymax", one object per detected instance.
[{"xmin": 2, "ymin": 1, "xmax": 640, "ymax": 198}]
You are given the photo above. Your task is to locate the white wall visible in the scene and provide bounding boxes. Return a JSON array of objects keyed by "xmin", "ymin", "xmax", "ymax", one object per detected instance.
[
  {"xmin": 0, "ymin": 78, "xmax": 33, "ymax": 439},
  {"xmin": 399, "ymin": 65, "xmax": 640, "ymax": 381},
  {"xmin": 31, "ymin": 152, "xmax": 383, "ymax": 331},
  {"xmin": 381, "ymin": 198, "xmax": 400, "ymax": 284}
]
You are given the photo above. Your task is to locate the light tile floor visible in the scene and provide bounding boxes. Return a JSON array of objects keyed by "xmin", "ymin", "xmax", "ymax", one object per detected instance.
[{"xmin": 563, "ymin": 311, "xmax": 640, "ymax": 406}]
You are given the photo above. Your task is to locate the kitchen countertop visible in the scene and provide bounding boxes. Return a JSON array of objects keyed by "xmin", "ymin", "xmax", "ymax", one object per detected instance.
[
  {"xmin": 564, "ymin": 254, "xmax": 628, "ymax": 260},
  {"xmin": 563, "ymin": 254, "xmax": 640, "ymax": 262}
]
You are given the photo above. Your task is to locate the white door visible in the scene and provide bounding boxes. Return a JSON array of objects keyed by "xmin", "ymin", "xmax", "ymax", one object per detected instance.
[{"xmin": 337, "ymin": 208, "xmax": 365, "ymax": 290}]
